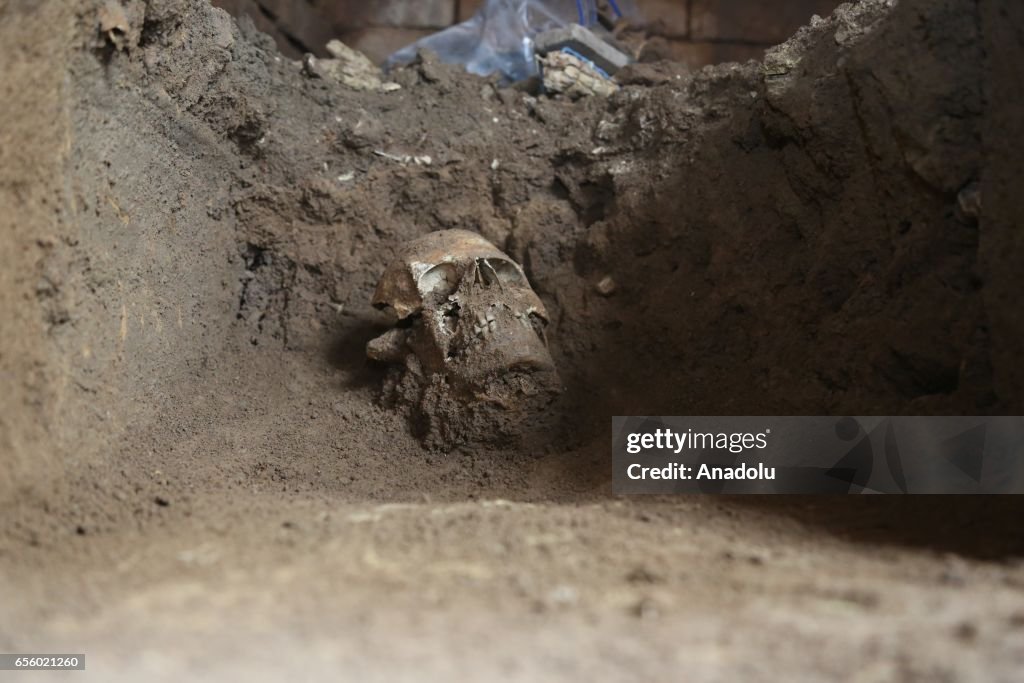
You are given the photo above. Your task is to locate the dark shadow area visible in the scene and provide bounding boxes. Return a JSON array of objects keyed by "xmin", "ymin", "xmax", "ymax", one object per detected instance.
[
  {"xmin": 724, "ymin": 495, "xmax": 1024, "ymax": 560},
  {"xmin": 324, "ymin": 311, "xmax": 390, "ymax": 390}
]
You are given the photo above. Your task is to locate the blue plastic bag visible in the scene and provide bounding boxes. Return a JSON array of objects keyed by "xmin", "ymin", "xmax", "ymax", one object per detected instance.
[{"xmin": 386, "ymin": 0, "xmax": 634, "ymax": 83}]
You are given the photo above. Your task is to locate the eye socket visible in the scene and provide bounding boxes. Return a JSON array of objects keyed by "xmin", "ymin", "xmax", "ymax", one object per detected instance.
[
  {"xmin": 477, "ymin": 258, "xmax": 524, "ymax": 286},
  {"xmin": 419, "ymin": 263, "xmax": 458, "ymax": 298}
]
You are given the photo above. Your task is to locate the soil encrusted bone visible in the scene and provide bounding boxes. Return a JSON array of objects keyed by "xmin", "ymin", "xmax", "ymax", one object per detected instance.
[{"xmin": 368, "ymin": 230, "xmax": 561, "ymax": 447}]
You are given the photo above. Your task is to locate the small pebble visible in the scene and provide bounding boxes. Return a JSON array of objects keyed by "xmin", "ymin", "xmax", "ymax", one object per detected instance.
[{"xmin": 595, "ymin": 275, "xmax": 617, "ymax": 296}]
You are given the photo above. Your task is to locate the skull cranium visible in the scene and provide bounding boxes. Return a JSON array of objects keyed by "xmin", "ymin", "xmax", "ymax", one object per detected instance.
[{"xmin": 367, "ymin": 230, "xmax": 558, "ymax": 398}]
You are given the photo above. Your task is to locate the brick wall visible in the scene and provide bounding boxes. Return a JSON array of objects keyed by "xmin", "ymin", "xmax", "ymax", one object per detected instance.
[{"xmin": 215, "ymin": 0, "xmax": 843, "ymax": 68}]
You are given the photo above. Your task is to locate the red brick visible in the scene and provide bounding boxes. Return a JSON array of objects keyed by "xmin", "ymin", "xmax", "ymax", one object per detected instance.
[
  {"xmin": 457, "ymin": 0, "xmax": 484, "ymax": 22},
  {"xmin": 461, "ymin": 0, "xmax": 688, "ymax": 34},
  {"xmin": 690, "ymin": 0, "xmax": 842, "ymax": 44},
  {"xmin": 212, "ymin": 0, "xmax": 335, "ymax": 57},
  {"xmin": 662, "ymin": 40, "xmax": 765, "ymax": 69},
  {"xmin": 634, "ymin": 0, "xmax": 690, "ymax": 39},
  {"xmin": 317, "ymin": 0, "xmax": 455, "ymax": 30}
]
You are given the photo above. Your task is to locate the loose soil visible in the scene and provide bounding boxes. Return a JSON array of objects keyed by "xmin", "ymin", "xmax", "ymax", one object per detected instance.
[{"xmin": 1, "ymin": 0, "xmax": 1022, "ymax": 680}]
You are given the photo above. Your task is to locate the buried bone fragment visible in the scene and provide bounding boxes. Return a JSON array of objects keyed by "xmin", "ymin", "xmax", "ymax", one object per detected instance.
[{"xmin": 368, "ymin": 229, "xmax": 558, "ymax": 395}]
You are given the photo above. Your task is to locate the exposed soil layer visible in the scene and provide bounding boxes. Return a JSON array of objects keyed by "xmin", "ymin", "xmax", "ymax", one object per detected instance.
[{"xmin": 1, "ymin": 0, "xmax": 1023, "ymax": 680}]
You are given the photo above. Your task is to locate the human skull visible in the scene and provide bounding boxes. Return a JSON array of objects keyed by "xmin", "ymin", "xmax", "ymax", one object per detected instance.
[{"xmin": 367, "ymin": 230, "xmax": 559, "ymax": 400}]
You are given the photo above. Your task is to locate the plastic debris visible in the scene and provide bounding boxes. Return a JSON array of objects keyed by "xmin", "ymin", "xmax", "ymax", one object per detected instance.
[
  {"xmin": 534, "ymin": 22, "xmax": 631, "ymax": 74},
  {"xmin": 386, "ymin": 0, "xmax": 635, "ymax": 83}
]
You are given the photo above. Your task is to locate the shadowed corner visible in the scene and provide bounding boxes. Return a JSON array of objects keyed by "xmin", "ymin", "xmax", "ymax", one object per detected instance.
[
  {"xmin": 722, "ymin": 495, "xmax": 1024, "ymax": 560},
  {"xmin": 324, "ymin": 306, "xmax": 392, "ymax": 391}
]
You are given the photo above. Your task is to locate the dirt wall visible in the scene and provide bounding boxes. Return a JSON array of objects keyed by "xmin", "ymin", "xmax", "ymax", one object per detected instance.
[
  {"xmin": 980, "ymin": 0, "xmax": 1024, "ymax": 406},
  {"xmin": 0, "ymin": 2, "xmax": 75, "ymax": 508},
  {"xmin": 1, "ymin": 0, "xmax": 1017, "ymax": 526},
  {"xmin": 2, "ymin": 1, "xmax": 1023, "ymax": 680}
]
